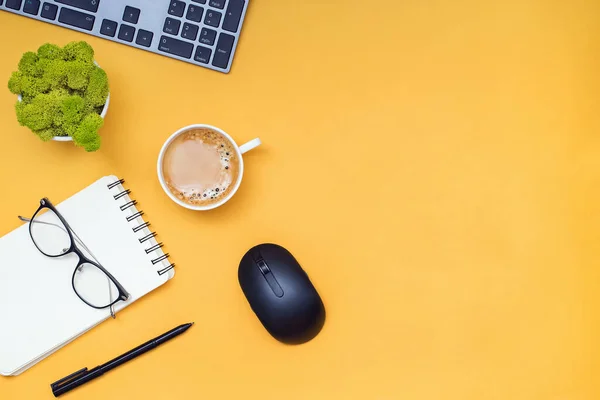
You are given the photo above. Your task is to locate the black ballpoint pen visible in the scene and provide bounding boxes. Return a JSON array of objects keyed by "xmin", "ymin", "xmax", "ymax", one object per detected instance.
[{"xmin": 51, "ymin": 323, "xmax": 194, "ymax": 397}]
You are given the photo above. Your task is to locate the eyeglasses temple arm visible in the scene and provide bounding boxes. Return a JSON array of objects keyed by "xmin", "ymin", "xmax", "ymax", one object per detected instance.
[{"xmin": 18, "ymin": 216, "xmax": 98, "ymax": 262}]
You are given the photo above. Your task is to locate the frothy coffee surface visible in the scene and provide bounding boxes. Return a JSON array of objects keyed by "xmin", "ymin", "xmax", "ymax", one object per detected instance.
[{"xmin": 162, "ymin": 128, "xmax": 239, "ymax": 206}]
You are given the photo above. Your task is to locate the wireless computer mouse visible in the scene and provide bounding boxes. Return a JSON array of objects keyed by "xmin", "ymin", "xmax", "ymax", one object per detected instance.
[{"xmin": 238, "ymin": 243, "xmax": 326, "ymax": 344}]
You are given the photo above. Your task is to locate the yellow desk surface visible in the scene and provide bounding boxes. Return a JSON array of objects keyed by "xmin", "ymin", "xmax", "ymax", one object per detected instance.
[{"xmin": 1, "ymin": 1, "xmax": 599, "ymax": 399}]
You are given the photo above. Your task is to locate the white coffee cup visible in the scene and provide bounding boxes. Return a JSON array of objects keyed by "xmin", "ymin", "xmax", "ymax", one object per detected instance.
[{"xmin": 157, "ymin": 124, "xmax": 261, "ymax": 211}]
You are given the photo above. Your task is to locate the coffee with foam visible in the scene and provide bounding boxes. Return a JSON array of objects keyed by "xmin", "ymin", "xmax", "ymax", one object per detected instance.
[{"xmin": 162, "ymin": 128, "xmax": 240, "ymax": 206}]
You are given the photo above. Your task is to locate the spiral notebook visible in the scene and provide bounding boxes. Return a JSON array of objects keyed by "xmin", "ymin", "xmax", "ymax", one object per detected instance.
[{"xmin": 0, "ymin": 176, "xmax": 175, "ymax": 376}]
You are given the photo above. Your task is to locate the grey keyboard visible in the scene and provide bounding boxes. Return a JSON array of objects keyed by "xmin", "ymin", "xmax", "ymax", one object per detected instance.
[{"xmin": 0, "ymin": 0, "xmax": 249, "ymax": 73}]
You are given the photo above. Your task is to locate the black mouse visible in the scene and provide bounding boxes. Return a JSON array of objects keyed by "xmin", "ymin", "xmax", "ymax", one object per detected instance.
[{"xmin": 238, "ymin": 243, "xmax": 326, "ymax": 344}]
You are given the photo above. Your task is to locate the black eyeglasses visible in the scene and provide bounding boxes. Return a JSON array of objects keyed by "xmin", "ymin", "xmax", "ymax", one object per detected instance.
[{"xmin": 22, "ymin": 198, "xmax": 130, "ymax": 312}]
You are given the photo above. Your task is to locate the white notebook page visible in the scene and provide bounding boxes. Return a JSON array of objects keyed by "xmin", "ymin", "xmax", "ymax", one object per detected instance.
[{"xmin": 0, "ymin": 176, "xmax": 173, "ymax": 376}]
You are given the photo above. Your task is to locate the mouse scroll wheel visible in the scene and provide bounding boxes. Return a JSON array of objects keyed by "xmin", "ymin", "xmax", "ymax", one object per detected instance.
[
  {"xmin": 257, "ymin": 260, "xmax": 271, "ymax": 275},
  {"xmin": 256, "ymin": 259, "xmax": 284, "ymax": 298}
]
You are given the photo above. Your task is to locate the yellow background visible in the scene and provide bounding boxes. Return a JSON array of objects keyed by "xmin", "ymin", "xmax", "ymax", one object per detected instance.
[{"xmin": 0, "ymin": 0, "xmax": 598, "ymax": 398}]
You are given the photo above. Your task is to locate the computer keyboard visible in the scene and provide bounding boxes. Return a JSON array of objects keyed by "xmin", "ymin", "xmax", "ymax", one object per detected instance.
[{"xmin": 0, "ymin": 0, "xmax": 249, "ymax": 73}]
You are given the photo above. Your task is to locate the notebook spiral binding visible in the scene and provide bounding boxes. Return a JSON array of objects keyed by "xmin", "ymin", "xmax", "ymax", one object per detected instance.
[{"xmin": 106, "ymin": 178, "xmax": 175, "ymax": 276}]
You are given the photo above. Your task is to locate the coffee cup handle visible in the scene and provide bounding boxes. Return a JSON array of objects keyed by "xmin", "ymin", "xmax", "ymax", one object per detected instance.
[{"xmin": 238, "ymin": 138, "xmax": 262, "ymax": 154}]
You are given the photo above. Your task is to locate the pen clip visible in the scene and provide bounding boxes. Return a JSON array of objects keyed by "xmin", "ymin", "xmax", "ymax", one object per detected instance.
[{"xmin": 51, "ymin": 367, "xmax": 88, "ymax": 391}]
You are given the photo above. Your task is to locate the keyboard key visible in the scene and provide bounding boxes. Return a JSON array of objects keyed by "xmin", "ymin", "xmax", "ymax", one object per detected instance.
[
  {"xmin": 194, "ymin": 46, "xmax": 212, "ymax": 64},
  {"xmin": 158, "ymin": 36, "xmax": 193, "ymax": 59},
  {"xmin": 204, "ymin": 10, "xmax": 221, "ymax": 27},
  {"xmin": 40, "ymin": 2, "xmax": 58, "ymax": 19},
  {"xmin": 100, "ymin": 19, "xmax": 117, "ymax": 37},
  {"xmin": 163, "ymin": 17, "xmax": 181, "ymax": 35},
  {"xmin": 168, "ymin": 0, "xmax": 185, "ymax": 17},
  {"xmin": 23, "ymin": 0, "xmax": 40, "ymax": 14},
  {"xmin": 136, "ymin": 29, "xmax": 154, "ymax": 47},
  {"xmin": 199, "ymin": 28, "xmax": 216, "ymax": 46},
  {"xmin": 118, "ymin": 24, "xmax": 135, "ymax": 42},
  {"xmin": 122, "ymin": 6, "xmax": 140, "ymax": 24},
  {"xmin": 5, "ymin": 0, "xmax": 22, "ymax": 10},
  {"xmin": 58, "ymin": 7, "xmax": 95, "ymax": 31},
  {"xmin": 181, "ymin": 23, "xmax": 199, "ymax": 41},
  {"xmin": 192, "ymin": 0, "xmax": 206, "ymax": 3},
  {"xmin": 55, "ymin": 0, "xmax": 99, "ymax": 13},
  {"xmin": 212, "ymin": 32, "xmax": 234, "ymax": 69},
  {"xmin": 185, "ymin": 4, "xmax": 203, "ymax": 22},
  {"xmin": 209, "ymin": 0, "xmax": 224, "ymax": 9},
  {"xmin": 223, "ymin": 0, "xmax": 244, "ymax": 33}
]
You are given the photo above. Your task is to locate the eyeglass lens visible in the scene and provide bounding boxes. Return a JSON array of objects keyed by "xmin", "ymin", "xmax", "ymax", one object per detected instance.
[
  {"xmin": 73, "ymin": 262, "xmax": 120, "ymax": 308},
  {"xmin": 30, "ymin": 208, "xmax": 72, "ymax": 256}
]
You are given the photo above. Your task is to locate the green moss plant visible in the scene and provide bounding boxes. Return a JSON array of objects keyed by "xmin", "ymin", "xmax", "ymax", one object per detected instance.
[{"xmin": 7, "ymin": 41, "xmax": 109, "ymax": 152}]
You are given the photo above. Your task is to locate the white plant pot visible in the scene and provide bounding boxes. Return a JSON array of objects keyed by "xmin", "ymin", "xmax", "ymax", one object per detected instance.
[{"xmin": 17, "ymin": 60, "xmax": 109, "ymax": 142}]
